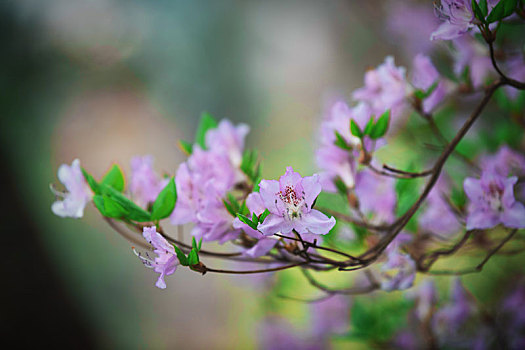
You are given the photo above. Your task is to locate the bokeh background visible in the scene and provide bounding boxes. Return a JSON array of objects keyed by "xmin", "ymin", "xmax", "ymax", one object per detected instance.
[{"xmin": 4, "ymin": 0, "xmax": 519, "ymax": 349}]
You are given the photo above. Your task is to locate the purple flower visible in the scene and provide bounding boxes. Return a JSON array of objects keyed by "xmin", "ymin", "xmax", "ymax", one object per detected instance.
[
  {"xmin": 433, "ymin": 278, "xmax": 474, "ymax": 337},
  {"xmin": 431, "ymin": 0, "xmax": 474, "ymax": 41},
  {"xmin": 51, "ymin": 159, "xmax": 92, "ymax": 218},
  {"xmin": 137, "ymin": 226, "xmax": 179, "ymax": 289},
  {"xmin": 355, "ymin": 169, "xmax": 397, "ymax": 224},
  {"xmin": 311, "ymin": 295, "xmax": 350, "ymax": 336},
  {"xmin": 205, "ymin": 118, "xmax": 249, "ymax": 169},
  {"xmin": 480, "ymin": 146, "xmax": 525, "ymax": 178},
  {"xmin": 129, "ymin": 155, "xmax": 169, "ymax": 208},
  {"xmin": 409, "ymin": 279, "xmax": 438, "ymax": 322},
  {"xmin": 504, "ymin": 55, "xmax": 525, "ymax": 99},
  {"xmin": 257, "ymin": 167, "xmax": 336, "ymax": 236},
  {"xmin": 412, "ymin": 54, "xmax": 447, "ymax": 113},
  {"xmin": 353, "ymin": 56, "xmax": 410, "ymax": 125},
  {"xmin": 380, "ymin": 235, "xmax": 416, "ymax": 291},
  {"xmin": 464, "ymin": 171, "xmax": 525, "ymax": 230},
  {"xmin": 453, "ymin": 36, "xmax": 493, "ymax": 88},
  {"xmin": 419, "ymin": 175, "xmax": 461, "ymax": 237}
]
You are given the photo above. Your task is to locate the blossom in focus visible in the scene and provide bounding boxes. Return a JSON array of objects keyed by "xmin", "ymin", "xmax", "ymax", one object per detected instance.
[
  {"xmin": 137, "ymin": 226, "xmax": 178, "ymax": 289},
  {"xmin": 412, "ymin": 53, "xmax": 447, "ymax": 113},
  {"xmin": 355, "ymin": 169, "xmax": 397, "ymax": 224},
  {"xmin": 205, "ymin": 118, "xmax": 250, "ymax": 169},
  {"xmin": 257, "ymin": 167, "xmax": 336, "ymax": 236},
  {"xmin": 129, "ymin": 155, "xmax": 169, "ymax": 208},
  {"xmin": 380, "ymin": 234, "xmax": 416, "ymax": 291},
  {"xmin": 51, "ymin": 159, "xmax": 92, "ymax": 218},
  {"xmin": 353, "ymin": 56, "xmax": 410, "ymax": 123},
  {"xmin": 464, "ymin": 172, "xmax": 525, "ymax": 230},
  {"xmin": 431, "ymin": 0, "xmax": 474, "ymax": 41}
]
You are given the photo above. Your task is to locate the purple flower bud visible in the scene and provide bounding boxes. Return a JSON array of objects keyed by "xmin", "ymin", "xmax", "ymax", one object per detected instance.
[
  {"xmin": 129, "ymin": 155, "xmax": 169, "ymax": 208},
  {"xmin": 51, "ymin": 159, "xmax": 92, "ymax": 218}
]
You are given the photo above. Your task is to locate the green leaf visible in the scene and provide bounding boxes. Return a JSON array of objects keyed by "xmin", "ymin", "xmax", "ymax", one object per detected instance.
[
  {"xmin": 93, "ymin": 195, "xmax": 107, "ymax": 216},
  {"xmin": 237, "ymin": 213, "xmax": 258, "ymax": 230},
  {"xmin": 258, "ymin": 209, "xmax": 270, "ymax": 223},
  {"xmin": 187, "ymin": 249, "xmax": 199, "ymax": 265},
  {"xmin": 363, "ymin": 116, "xmax": 375, "ymax": 136},
  {"xmin": 334, "ymin": 131, "xmax": 352, "ymax": 150},
  {"xmin": 369, "ymin": 110, "xmax": 390, "ymax": 139},
  {"xmin": 100, "ymin": 184, "xmax": 151, "ymax": 222},
  {"xmin": 479, "ymin": 0, "xmax": 488, "ymax": 16},
  {"xmin": 486, "ymin": 0, "xmax": 516, "ymax": 23},
  {"xmin": 241, "ymin": 149, "xmax": 261, "ymax": 183},
  {"xmin": 178, "ymin": 140, "xmax": 193, "ymax": 155},
  {"xmin": 151, "ymin": 177, "xmax": 177, "ymax": 220},
  {"xmin": 350, "ymin": 119, "xmax": 363, "ymax": 139},
  {"xmin": 472, "ymin": 0, "xmax": 486, "ymax": 22},
  {"xmin": 101, "ymin": 164, "xmax": 125, "ymax": 192},
  {"xmin": 197, "ymin": 237, "xmax": 203, "ymax": 251},
  {"xmin": 333, "ymin": 177, "xmax": 348, "ymax": 196},
  {"xmin": 195, "ymin": 112, "xmax": 218, "ymax": 149},
  {"xmin": 174, "ymin": 245, "xmax": 189, "ymax": 266},
  {"xmin": 82, "ymin": 168, "xmax": 100, "ymax": 194}
]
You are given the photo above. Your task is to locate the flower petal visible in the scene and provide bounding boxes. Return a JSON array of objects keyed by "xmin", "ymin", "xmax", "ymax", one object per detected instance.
[
  {"xmin": 297, "ymin": 209, "xmax": 336, "ymax": 235},
  {"xmin": 258, "ymin": 213, "xmax": 293, "ymax": 236}
]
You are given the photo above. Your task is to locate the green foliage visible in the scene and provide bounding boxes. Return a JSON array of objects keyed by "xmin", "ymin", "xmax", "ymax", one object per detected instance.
[
  {"xmin": 347, "ymin": 298, "xmax": 414, "ymax": 343},
  {"xmin": 178, "ymin": 140, "xmax": 193, "ymax": 155},
  {"xmin": 151, "ymin": 177, "xmax": 177, "ymax": 221},
  {"xmin": 334, "ymin": 131, "xmax": 353, "ymax": 150},
  {"xmin": 223, "ymin": 193, "xmax": 249, "ymax": 217},
  {"xmin": 82, "ymin": 168, "xmax": 101, "ymax": 194},
  {"xmin": 414, "ymin": 81, "xmax": 439, "ymax": 100},
  {"xmin": 472, "ymin": 0, "xmax": 487, "ymax": 23},
  {"xmin": 334, "ymin": 177, "xmax": 349, "ymax": 196},
  {"xmin": 174, "ymin": 237, "xmax": 202, "ymax": 266},
  {"xmin": 486, "ymin": 0, "xmax": 517, "ymax": 23},
  {"xmin": 101, "ymin": 164, "xmax": 125, "ymax": 192},
  {"xmin": 237, "ymin": 213, "xmax": 259, "ymax": 230},
  {"xmin": 350, "ymin": 119, "xmax": 363, "ymax": 139},
  {"xmin": 369, "ymin": 110, "xmax": 390, "ymax": 139},
  {"xmin": 259, "ymin": 208, "xmax": 270, "ymax": 223},
  {"xmin": 241, "ymin": 149, "xmax": 262, "ymax": 184},
  {"xmin": 196, "ymin": 112, "xmax": 218, "ymax": 149}
]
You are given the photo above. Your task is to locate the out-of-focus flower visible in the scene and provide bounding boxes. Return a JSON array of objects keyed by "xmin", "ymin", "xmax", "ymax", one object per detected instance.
[
  {"xmin": 453, "ymin": 36, "xmax": 493, "ymax": 88},
  {"xmin": 311, "ymin": 295, "xmax": 350, "ymax": 336},
  {"xmin": 136, "ymin": 226, "xmax": 178, "ymax": 289},
  {"xmin": 464, "ymin": 172, "xmax": 525, "ymax": 230},
  {"xmin": 431, "ymin": 0, "xmax": 474, "ymax": 41},
  {"xmin": 129, "ymin": 155, "xmax": 169, "ymax": 208},
  {"xmin": 205, "ymin": 118, "xmax": 250, "ymax": 168},
  {"xmin": 258, "ymin": 167, "xmax": 336, "ymax": 236},
  {"xmin": 480, "ymin": 146, "xmax": 525, "ymax": 178},
  {"xmin": 433, "ymin": 278, "xmax": 475, "ymax": 338},
  {"xmin": 411, "ymin": 279, "xmax": 438, "ymax": 322},
  {"xmin": 258, "ymin": 317, "xmax": 326, "ymax": 350},
  {"xmin": 380, "ymin": 234, "xmax": 416, "ymax": 291},
  {"xmin": 353, "ymin": 56, "xmax": 410, "ymax": 124},
  {"xmin": 412, "ymin": 54, "xmax": 447, "ymax": 113},
  {"xmin": 355, "ymin": 169, "xmax": 397, "ymax": 224},
  {"xmin": 51, "ymin": 159, "xmax": 92, "ymax": 218},
  {"xmin": 504, "ymin": 55, "xmax": 525, "ymax": 99},
  {"xmin": 419, "ymin": 176, "xmax": 461, "ymax": 237}
]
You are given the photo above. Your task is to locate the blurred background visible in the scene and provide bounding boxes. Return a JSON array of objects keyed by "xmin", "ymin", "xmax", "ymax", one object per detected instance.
[{"xmin": 2, "ymin": 0, "xmax": 504, "ymax": 349}]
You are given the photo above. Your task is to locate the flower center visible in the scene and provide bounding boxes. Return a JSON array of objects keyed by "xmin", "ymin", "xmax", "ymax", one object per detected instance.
[
  {"xmin": 485, "ymin": 182, "xmax": 504, "ymax": 212},
  {"xmin": 278, "ymin": 185, "xmax": 305, "ymax": 220}
]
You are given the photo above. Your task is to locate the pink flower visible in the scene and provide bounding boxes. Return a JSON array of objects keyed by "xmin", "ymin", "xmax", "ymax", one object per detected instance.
[
  {"xmin": 353, "ymin": 56, "xmax": 410, "ymax": 124},
  {"xmin": 205, "ymin": 118, "xmax": 249, "ymax": 168},
  {"xmin": 380, "ymin": 234, "xmax": 416, "ymax": 291},
  {"xmin": 464, "ymin": 172, "xmax": 525, "ymax": 230},
  {"xmin": 355, "ymin": 169, "xmax": 397, "ymax": 224},
  {"xmin": 137, "ymin": 226, "xmax": 179, "ymax": 289},
  {"xmin": 257, "ymin": 167, "xmax": 336, "ymax": 236},
  {"xmin": 51, "ymin": 159, "xmax": 92, "ymax": 218},
  {"xmin": 431, "ymin": 0, "xmax": 474, "ymax": 41},
  {"xmin": 129, "ymin": 155, "xmax": 169, "ymax": 208},
  {"xmin": 453, "ymin": 36, "xmax": 493, "ymax": 88},
  {"xmin": 412, "ymin": 54, "xmax": 447, "ymax": 113}
]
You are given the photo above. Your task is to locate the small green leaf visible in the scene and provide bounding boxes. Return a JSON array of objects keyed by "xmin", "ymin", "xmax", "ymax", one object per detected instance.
[
  {"xmin": 479, "ymin": 0, "xmax": 488, "ymax": 16},
  {"xmin": 369, "ymin": 110, "xmax": 390, "ymax": 139},
  {"xmin": 472, "ymin": 0, "xmax": 486, "ymax": 22},
  {"xmin": 198, "ymin": 237, "xmax": 203, "ymax": 251},
  {"xmin": 223, "ymin": 199, "xmax": 237, "ymax": 217},
  {"xmin": 237, "ymin": 213, "xmax": 258, "ymax": 230},
  {"xmin": 258, "ymin": 209, "xmax": 270, "ymax": 223},
  {"xmin": 363, "ymin": 116, "xmax": 375, "ymax": 136},
  {"xmin": 174, "ymin": 245, "xmax": 189, "ymax": 266},
  {"xmin": 195, "ymin": 112, "xmax": 218, "ymax": 149},
  {"xmin": 178, "ymin": 140, "xmax": 193, "ymax": 155},
  {"xmin": 101, "ymin": 164, "xmax": 125, "ymax": 192},
  {"xmin": 334, "ymin": 177, "xmax": 348, "ymax": 196},
  {"xmin": 93, "ymin": 195, "xmax": 107, "ymax": 216},
  {"xmin": 82, "ymin": 168, "xmax": 100, "ymax": 194},
  {"xmin": 350, "ymin": 119, "xmax": 363, "ymax": 139},
  {"xmin": 100, "ymin": 184, "xmax": 151, "ymax": 222},
  {"xmin": 187, "ymin": 249, "xmax": 199, "ymax": 265},
  {"xmin": 192, "ymin": 236, "xmax": 198, "ymax": 251},
  {"xmin": 151, "ymin": 177, "xmax": 177, "ymax": 220},
  {"xmin": 486, "ymin": 0, "xmax": 516, "ymax": 23},
  {"xmin": 334, "ymin": 131, "xmax": 352, "ymax": 150}
]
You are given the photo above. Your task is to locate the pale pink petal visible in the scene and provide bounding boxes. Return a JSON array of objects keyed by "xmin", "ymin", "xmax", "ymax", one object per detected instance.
[{"xmin": 258, "ymin": 213, "xmax": 293, "ymax": 236}]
